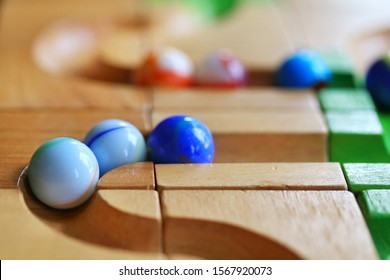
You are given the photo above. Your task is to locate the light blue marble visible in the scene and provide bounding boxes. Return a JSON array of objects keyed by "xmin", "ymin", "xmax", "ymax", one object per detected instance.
[
  {"xmin": 84, "ymin": 119, "xmax": 146, "ymax": 176},
  {"xmin": 27, "ymin": 137, "xmax": 99, "ymax": 209}
]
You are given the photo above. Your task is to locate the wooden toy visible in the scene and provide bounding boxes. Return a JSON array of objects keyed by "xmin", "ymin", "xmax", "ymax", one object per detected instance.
[
  {"xmin": 358, "ymin": 189, "xmax": 390, "ymax": 260},
  {"xmin": 2, "ymin": 0, "xmax": 390, "ymax": 260}
]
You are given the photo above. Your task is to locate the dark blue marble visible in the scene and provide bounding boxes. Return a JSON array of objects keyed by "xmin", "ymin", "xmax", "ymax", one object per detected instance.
[
  {"xmin": 147, "ymin": 115, "xmax": 215, "ymax": 164},
  {"xmin": 366, "ymin": 56, "xmax": 390, "ymax": 111},
  {"xmin": 274, "ymin": 50, "xmax": 332, "ymax": 89}
]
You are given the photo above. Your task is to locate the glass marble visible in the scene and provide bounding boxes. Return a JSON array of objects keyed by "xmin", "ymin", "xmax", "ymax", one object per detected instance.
[
  {"xmin": 134, "ymin": 47, "xmax": 193, "ymax": 87},
  {"xmin": 274, "ymin": 50, "xmax": 332, "ymax": 89},
  {"xmin": 84, "ymin": 119, "xmax": 146, "ymax": 177},
  {"xmin": 366, "ymin": 54, "xmax": 390, "ymax": 111},
  {"xmin": 147, "ymin": 115, "xmax": 214, "ymax": 164},
  {"xmin": 27, "ymin": 137, "xmax": 99, "ymax": 209},
  {"xmin": 195, "ymin": 49, "xmax": 247, "ymax": 88}
]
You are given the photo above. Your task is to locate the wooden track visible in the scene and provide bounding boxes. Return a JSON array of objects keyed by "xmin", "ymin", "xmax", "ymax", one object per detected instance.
[{"xmin": 1, "ymin": 0, "xmax": 390, "ymax": 260}]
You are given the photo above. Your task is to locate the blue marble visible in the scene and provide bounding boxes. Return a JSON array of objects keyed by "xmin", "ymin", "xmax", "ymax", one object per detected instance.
[
  {"xmin": 274, "ymin": 50, "xmax": 332, "ymax": 88},
  {"xmin": 84, "ymin": 119, "xmax": 146, "ymax": 176},
  {"xmin": 147, "ymin": 115, "xmax": 214, "ymax": 164},
  {"xmin": 27, "ymin": 137, "xmax": 99, "ymax": 209},
  {"xmin": 366, "ymin": 55, "xmax": 390, "ymax": 111}
]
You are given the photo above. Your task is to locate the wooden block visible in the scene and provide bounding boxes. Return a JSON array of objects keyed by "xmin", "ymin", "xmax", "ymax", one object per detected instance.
[
  {"xmin": 0, "ymin": 110, "xmax": 150, "ymax": 135},
  {"xmin": 0, "ymin": 189, "xmax": 163, "ymax": 259},
  {"xmin": 161, "ymin": 190, "xmax": 377, "ymax": 259},
  {"xmin": 378, "ymin": 112, "xmax": 390, "ymax": 154},
  {"xmin": 0, "ymin": 0, "xmax": 147, "ymax": 51},
  {"xmin": 343, "ymin": 163, "xmax": 390, "ymax": 193},
  {"xmin": 0, "ymin": 131, "xmax": 81, "ymax": 159},
  {"xmin": 31, "ymin": 19, "xmax": 129, "ymax": 80},
  {"xmin": 98, "ymin": 27, "xmax": 151, "ymax": 70},
  {"xmin": 357, "ymin": 189, "xmax": 390, "ymax": 260},
  {"xmin": 24, "ymin": 187, "xmax": 162, "ymax": 254},
  {"xmin": 318, "ymin": 88, "xmax": 375, "ymax": 111},
  {"xmin": 98, "ymin": 162, "xmax": 155, "ymax": 190},
  {"xmin": 0, "ymin": 157, "xmax": 29, "ymax": 189},
  {"xmin": 153, "ymin": 88, "xmax": 320, "ymax": 111},
  {"xmin": 156, "ymin": 163, "xmax": 347, "ymax": 191},
  {"xmin": 0, "ymin": 51, "xmax": 151, "ymax": 110},
  {"xmin": 326, "ymin": 110, "xmax": 390, "ymax": 163},
  {"xmin": 153, "ymin": 109, "xmax": 327, "ymax": 137},
  {"xmin": 153, "ymin": 110, "xmax": 328, "ymax": 162}
]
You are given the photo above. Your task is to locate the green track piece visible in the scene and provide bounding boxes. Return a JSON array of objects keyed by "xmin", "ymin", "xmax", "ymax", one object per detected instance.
[
  {"xmin": 326, "ymin": 110, "xmax": 390, "ymax": 163},
  {"xmin": 318, "ymin": 88, "xmax": 375, "ymax": 111},
  {"xmin": 357, "ymin": 190, "xmax": 390, "ymax": 260},
  {"xmin": 378, "ymin": 112, "xmax": 390, "ymax": 154},
  {"xmin": 317, "ymin": 50, "xmax": 357, "ymax": 88},
  {"xmin": 342, "ymin": 163, "xmax": 390, "ymax": 192}
]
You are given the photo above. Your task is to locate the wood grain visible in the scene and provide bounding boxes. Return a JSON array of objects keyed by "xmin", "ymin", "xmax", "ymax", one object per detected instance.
[
  {"xmin": 98, "ymin": 162, "xmax": 155, "ymax": 190},
  {"xmin": 0, "ymin": 189, "xmax": 163, "ymax": 259},
  {"xmin": 0, "ymin": 157, "xmax": 29, "ymax": 189},
  {"xmin": 19, "ymin": 180, "xmax": 163, "ymax": 255},
  {"xmin": 161, "ymin": 190, "xmax": 378, "ymax": 260},
  {"xmin": 156, "ymin": 163, "xmax": 347, "ymax": 191},
  {"xmin": 0, "ymin": 110, "xmax": 149, "ymax": 134},
  {"xmin": 152, "ymin": 88, "xmax": 319, "ymax": 111},
  {"xmin": 153, "ymin": 110, "xmax": 327, "ymax": 134},
  {"xmin": 213, "ymin": 133, "xmax": 328, "ymax": 163},
  {"xmin": 0, "ymin": 52, "xmax": 151, "ymax": 109}
]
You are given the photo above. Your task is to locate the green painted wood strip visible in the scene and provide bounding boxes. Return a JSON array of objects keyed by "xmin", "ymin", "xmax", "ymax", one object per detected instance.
[
  {"xmin": 325, "ymin": 110, "xmax": 390, "ymax": 163},
  {"xmin": 357, "ymin": 189, "xmax": 390, "ymax": 260},
  {"xmin": 318, "ymin": 88, "xmax": 375, "ymax": 111},
  {"xmin": 342, "ymin": 163, "xmax": 390, "ymax": 192},
  {"xmin": 378, "ymin": 112, "xmax": 390, "ymax": 154}
]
